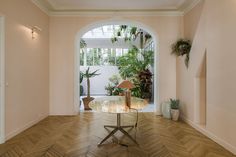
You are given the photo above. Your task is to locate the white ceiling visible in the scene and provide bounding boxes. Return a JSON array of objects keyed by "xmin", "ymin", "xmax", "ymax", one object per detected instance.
[{"xmin": 32, "ymin": 0, "xmax": 200, "ymax": 15}]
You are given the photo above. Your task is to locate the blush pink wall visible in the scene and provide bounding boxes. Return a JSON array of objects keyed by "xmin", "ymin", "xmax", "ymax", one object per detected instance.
[
  {"xmin": 177, "ymin": 0, "xmax": 236, "ymax": 154},
  {"xmin": 1, "ymin": 1, "xmax": 236, "ymax": 155},
  {"xmin": 49, "ymin": 16, "xmax": 182, "ymax": 115},
  {"xmin": 0, "ymin": 0, "xmax": 49, "ymax": 139}
]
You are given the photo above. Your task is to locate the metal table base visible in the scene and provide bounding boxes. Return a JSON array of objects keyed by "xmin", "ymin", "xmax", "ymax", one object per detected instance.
[{"xmin": 98, "ymin": 113, "xmax": 138, "ymax": 146}]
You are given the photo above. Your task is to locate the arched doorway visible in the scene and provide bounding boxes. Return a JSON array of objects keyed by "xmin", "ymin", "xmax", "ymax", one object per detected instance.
[{"xmin": 74, "ymin": 19, "xmax": 160, "ymax": 115}]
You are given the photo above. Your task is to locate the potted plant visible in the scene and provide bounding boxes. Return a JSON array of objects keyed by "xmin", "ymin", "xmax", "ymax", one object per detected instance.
[
  {"xmin": 81, "ymin": 67, "xmax": 100, "ymax": 110},
  {"xmin": 105, "ymin": 75, "xmax": 121, "ymax": 96},
  {"xmin": 170, "ymin": 98, "xmax": 180, "ymax": 121},
  {"xmin": 171, "ymin": 39, "xmax": 191, "ymax": 68},
  {"xmin": 105, "ymin": 74, "xmax": 122, "ymax": 96},
  {"xmin": 105, "ymin": 83, "xmax": 114, "ymax": 96}
]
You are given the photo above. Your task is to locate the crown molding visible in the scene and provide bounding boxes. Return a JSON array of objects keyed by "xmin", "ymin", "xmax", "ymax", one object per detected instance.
[
  {"xmin": 31, "ymin": 0, "xmax": 50, "ymax": 15},
  {"xmin": 182, "ymin": 0, "xmax": 202, "ymax": 14},
  {"xmin": 49, "ymin": 10, "xmax": 184, "ymax": 17},
  {"xmin": 31, "ymin": 0, "xmax": 205, "ymax": 17}
]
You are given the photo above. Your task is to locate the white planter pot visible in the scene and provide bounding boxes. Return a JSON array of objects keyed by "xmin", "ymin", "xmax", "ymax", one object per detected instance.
[
  {"xmin": 161, "ymin": 101, "xmax": 171, "ymax": 119},
  {"xmin": 171, "ymin": 109, "xmax": 180, "ymax": 121}
]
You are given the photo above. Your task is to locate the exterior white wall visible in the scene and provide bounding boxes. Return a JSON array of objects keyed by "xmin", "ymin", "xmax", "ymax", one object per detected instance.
[{"xmin": 80, "ymin": 66, "xmax": 119, "ymax": 95}]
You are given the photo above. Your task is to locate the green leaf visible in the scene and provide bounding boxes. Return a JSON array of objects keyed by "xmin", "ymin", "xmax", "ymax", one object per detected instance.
[
  {"xmin": 82, "ymin": 67, "xmax": 100, "ymax": 78},
  {"xmin": 171, "ymin": 39, "xmax": 191, "ymax": 68}
]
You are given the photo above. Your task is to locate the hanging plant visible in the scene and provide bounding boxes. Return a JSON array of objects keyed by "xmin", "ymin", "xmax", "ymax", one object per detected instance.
[
  {"xmin": 80, "ymin": 39, "xmax": 87, "ymax": 48},
  {"xmin": 171, "ymin": 39, "xmax": 191, "ymax": 68},
  {"xmin": 111, "ymin": 25, "xmax": 152, "ymax": 49}
]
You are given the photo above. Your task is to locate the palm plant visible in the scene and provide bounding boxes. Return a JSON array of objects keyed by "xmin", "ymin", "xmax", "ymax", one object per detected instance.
[
  {"xmin": 82, "ymin": 67, "xmax": 100, "ymax": 98},
  {"xmin": 81, "ymin": 67, "xmax": 100, "ymax": 110}
]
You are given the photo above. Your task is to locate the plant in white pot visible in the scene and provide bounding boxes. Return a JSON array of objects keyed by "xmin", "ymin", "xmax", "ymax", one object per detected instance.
[{"xmin": 170, "ymin": 99, "xmax": 180, "ymax": 121}]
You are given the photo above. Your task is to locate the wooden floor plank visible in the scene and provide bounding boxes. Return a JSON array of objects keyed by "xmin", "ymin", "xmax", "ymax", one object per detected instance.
[{"xmin": 0, "ymin": 112, "xmax": 235, "ymax": 157}]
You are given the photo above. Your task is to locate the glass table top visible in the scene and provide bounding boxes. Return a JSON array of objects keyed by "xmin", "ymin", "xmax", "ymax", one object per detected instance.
[{"xmin": 89, "ymin": 96, "xmax": 148, "ymax": 113}]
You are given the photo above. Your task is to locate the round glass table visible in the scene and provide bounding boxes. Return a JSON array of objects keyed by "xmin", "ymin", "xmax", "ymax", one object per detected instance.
[{"xmin": 89, "ymin": 96, "xmax": 148, "ymax": 146}]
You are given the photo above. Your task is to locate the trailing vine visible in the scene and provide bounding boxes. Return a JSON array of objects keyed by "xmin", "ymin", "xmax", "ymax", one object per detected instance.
[{"xmin": 171, "ymin": 39, "xmax": 191, "ymax": 68}]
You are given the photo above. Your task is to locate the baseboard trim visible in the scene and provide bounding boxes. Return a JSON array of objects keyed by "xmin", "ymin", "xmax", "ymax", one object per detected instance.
[
  {"xmin": 181, "ymin": 115, "xmax": 236, "ymax": 155},
  {"xmin": 6, "ymin": 114, "xmax": 48, "ymax": 141}
]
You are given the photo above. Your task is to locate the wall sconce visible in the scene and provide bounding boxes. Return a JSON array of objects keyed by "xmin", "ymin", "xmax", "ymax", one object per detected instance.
[{"xmin": 31, "ymin": 26, "xmax": 42, "ymax": 39}]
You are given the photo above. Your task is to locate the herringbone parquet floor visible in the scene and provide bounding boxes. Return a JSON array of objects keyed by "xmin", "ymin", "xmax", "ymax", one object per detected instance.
[{"xmin": 0, "ymin": 112, "xmax": 235, "ymax": 157}]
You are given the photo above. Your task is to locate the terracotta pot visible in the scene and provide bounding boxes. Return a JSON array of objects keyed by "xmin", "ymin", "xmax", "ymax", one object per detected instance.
[
  {"xmin": 82, "ymin": 97, "xmax": 94, "ymax": 110},
  {"xmin": 171, "ymin": 109, "xmax": 180, "ymax": 121}
]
